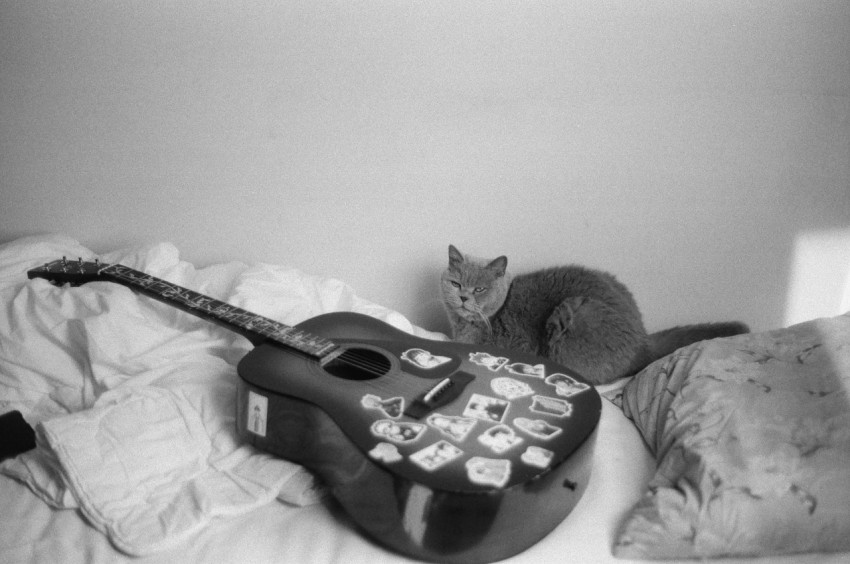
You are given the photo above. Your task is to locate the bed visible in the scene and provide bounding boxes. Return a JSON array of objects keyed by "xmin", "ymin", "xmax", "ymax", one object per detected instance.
[{"xmin": 1, "ymin": 234, "xmax": 848, "ymax": 564}]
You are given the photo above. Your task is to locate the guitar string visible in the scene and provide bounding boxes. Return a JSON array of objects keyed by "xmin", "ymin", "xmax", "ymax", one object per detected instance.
[
  {"xmin": 339, "ymin": 351, "xmax": 388, "ymax": 372},
  {"xmin": 109, "ymin": 267, "xmax": 338, "ymax": 354},
  {"xmin": 337, "ymin": 350, "xmax": 391, "ymax": 376}
]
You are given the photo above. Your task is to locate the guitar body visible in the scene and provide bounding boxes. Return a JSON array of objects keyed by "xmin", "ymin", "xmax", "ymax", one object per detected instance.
[{"xmin": 236, "ymin": 312, "xmax": 601, "ymax": 563}]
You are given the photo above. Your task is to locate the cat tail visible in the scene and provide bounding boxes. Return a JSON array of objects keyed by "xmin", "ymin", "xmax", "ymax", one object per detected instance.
[{"xmin": 648, "ymin": 321, "xmax": 750, "ymax": 360}]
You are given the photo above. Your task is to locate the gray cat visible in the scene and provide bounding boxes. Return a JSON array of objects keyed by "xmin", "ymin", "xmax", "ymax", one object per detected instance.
[{"xmin": 441, "ymin": 245, "xmax": 748, "ymax": 385}]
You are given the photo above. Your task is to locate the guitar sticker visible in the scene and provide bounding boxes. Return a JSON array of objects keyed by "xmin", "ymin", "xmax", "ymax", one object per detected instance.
[
  {"xmin": 545, "ymin": 373, "xmax": 591, "ymax": 397},
  {"xmin": 521, "ymin": 446, "xmax": 554, "ymax": 469},
  {"xmin": 361, "ymin": 394, "xmax": 404, "ymax": 419},
  {"xmin": 463, "ymin": 393, "xmax": 510, "ymax": 423},
  {"xmin": 401, "ymin": 348, "xmax": 452, "ymax": 370},
  {"xmin": 513, "ymin": 417, "xmax": 563, "ymax": 440},
  {"xmin": 426, "ymin": 413, "xmax": 477, "ymax": 442},
  {"xmin": 247, "ymin": 391, "xmax": 268, "ymax": 437},
  {"xmin": 469, "ymin": 352, "xmax": 509, "ymax": 372},
  {"xmin": 410, "ymin": 441, "xmax": 463, "ymax": 471},
  {"xmin": 478, "ymin": 424, "xmax": 523, "ymax": 454},
  {"xmin": 490, "ymin": 377, "xmax": 534, "ymax": 400},
  {"xmin": 371, "ymin": 420, "xmax": 426, "ymax": 443},
  {"xmin": 529, "ymin": 395, "xmax": 573, "ymax": 418},
  {"xmin": 369, "ymin": 442, "xmax": 403, "ymax": 463},
  {"xmin": 466, "ymin": 457, "xmax": 511, "ymax": 488},
  {"xmin": 505, "ymin": 362, "xmax": 546, "ymax": 379}
]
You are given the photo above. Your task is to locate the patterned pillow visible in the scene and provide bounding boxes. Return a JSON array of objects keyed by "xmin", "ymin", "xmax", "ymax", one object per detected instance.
[{"xmin": 607, "ymin": 313, "xmax": 850, "ymax": 559}]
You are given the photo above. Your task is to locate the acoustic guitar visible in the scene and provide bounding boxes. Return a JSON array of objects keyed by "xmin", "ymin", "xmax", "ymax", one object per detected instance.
[{"xmin": 29, "ymin": 257, "xmax": 601, "ymax": 564}]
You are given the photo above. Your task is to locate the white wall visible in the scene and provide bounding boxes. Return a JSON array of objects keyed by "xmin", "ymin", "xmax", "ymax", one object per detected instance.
[{"xmin": 2, "ymin": 1, "xmax": 848, "ymax": 334}]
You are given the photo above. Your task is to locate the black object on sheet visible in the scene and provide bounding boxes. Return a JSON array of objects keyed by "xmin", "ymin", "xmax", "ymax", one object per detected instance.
[{"xmin": 0, "ymin": 410, "xmax": 36, "ymax": 461}]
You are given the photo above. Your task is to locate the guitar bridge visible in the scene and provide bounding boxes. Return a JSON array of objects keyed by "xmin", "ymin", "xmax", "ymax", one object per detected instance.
[{"xmin": 404, "ymin": 371, "xmax": 475, "ymax": 419}]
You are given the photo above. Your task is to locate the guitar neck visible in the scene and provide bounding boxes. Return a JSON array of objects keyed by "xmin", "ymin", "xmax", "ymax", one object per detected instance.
[{"xmin": 32, "ymin": 259, "xmax": 338, "ymax": 359}]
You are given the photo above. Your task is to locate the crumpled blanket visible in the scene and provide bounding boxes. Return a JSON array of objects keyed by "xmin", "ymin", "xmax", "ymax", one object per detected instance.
[{"xmin": 0, "ymin": 234, "xmax": 445, "ymax": 555}]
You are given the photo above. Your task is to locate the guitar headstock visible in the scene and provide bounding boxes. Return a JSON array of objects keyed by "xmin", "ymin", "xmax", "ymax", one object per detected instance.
[{"xmin": 27, "ymin": 257, "xmax": 110, "ymax": 287}]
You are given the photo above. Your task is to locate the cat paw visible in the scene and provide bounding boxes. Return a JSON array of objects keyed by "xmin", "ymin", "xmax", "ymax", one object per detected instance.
[
  {"xmin": 545, "ymin": 297, "xmax": 584, "ymax": 340},
  {"xmin": 545, "ymin": 315, "xmax": 569, "ymax": 341}
]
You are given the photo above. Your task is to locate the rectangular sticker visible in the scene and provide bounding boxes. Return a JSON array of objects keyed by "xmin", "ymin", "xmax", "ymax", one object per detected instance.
[{"xmin": 247, "ymin": 391, "xmax": 268, "ymax": 437}]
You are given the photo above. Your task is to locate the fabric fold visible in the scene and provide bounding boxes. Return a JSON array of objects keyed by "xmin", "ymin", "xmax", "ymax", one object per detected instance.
[{"xmin": 0, "ymin": 235, "xmax": 441, "ymax": 555}]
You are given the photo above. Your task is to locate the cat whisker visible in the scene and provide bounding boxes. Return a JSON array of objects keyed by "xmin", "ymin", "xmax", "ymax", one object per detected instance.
[{"xmin": 472, "ymin": 305, "xmax": 492, "ymax": 334}]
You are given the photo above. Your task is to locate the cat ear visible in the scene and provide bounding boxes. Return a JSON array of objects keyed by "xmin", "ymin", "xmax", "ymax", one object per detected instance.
[
  {"xmin": 488, "ymin": 256, "xmax": 508, "ymax": 277},
  {"xmin": 448, "ymin": 245, "xmax": 464, "ymax": 268}
]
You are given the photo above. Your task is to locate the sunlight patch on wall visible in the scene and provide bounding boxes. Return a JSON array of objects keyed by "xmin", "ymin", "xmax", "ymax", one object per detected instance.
[{"xmin": 785, "ymin": 227, "xmax": 850, "ymax": 327}]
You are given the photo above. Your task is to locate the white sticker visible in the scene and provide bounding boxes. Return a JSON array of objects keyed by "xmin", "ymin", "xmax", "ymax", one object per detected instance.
[
  {"xmin": 545, "ymin": 373, "xmax": 591, "ymax": 397},
  {"xmin": 463, "ymin": 393, "xmax": 510, "ymax": 423},
  {"xmin": 478, "ymin": 424, "xmax": 523, "ymax": 454},
  {"xmin": 505, "ymin": 362, "xmax": 546, "ymax": 379},
  {"xmin": 490, "ymin": 377, "xmax": 534, "ymax": 400},
  {"xmin": 410, "ymin": 441, "xmax": 463, "ymax": 471},
  {"xmin": 247, "ymin": 391, "xmax": 268, "ymax": 437},
  {"xmin": 513, "ymin": 417, "xmax": 563, "ymax": 440},
  {"xmin": 369, "ymin": 442, "xmax": 403, "ymax": 463},
  {"xmin": 370, "ymin": 419, "xmax": 426, "ymax": 444},
  {"xmin": 529, "ymin": 395, "xmax": 573, "ymax": 418},
  {"xmin": 466, "ymin": 457, "xmax": 511, "ymax": 488},
  {"xmin": 469, "ymin": 352, "xmax": 509, "ymax": 371},
  {"xmin": 361, "ymin": 393, "xmax": 405, "ymax": 419},
  {"xmin": 521, "ymin": 446, "xmax": 554, "ymax": 468},
  {"xmin": 427, "ymin": 413, "xmax": 478, "ymax": 442},
  {"xmin": 401, "ymin": 348, "xmax": 452, "ymax": 369}
]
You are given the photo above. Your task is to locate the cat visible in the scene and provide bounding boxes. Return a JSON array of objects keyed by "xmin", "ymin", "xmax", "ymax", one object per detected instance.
[{"xmin": 440, "ymin": 244, "xmax": 749, "ymax": 385}]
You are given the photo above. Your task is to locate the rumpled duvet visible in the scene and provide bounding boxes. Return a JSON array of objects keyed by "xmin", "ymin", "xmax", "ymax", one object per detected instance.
[{"xmin": 0, "ymin": 234, "xmax": 445, "ymax": 555}]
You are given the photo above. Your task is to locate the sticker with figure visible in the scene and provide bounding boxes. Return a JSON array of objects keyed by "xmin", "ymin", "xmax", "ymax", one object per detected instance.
[
  {"xmin": 466, "ymin": 457, "xmax": 512, "ymax": 488},
  {"xmin": 521, "ymin": 446, "xmax": 554, "ymax": 468},
  {"xmin": 505, "ymin": 362, "xmax": 546, "ymax": 379},
  {"xmin": 247, "ymin": 391, "xmax": 268, "ymax": 437},
  {"xmin": 469, "ymin": 352, "xmax": 509, "ymax": 372},
  {"xmin": 361, "ymin": 393, "xmax": 404, "ymax": 419},
  {"xmin": 369, "ymin": 442, "xmax": 403, "ymax": 463},
  {"xmin": 490, "ymin": 377, "xmax": 535, "ymax": 400},
  {"xmin": 545, "ymin": 373, "xmax": 591, "ymax": 397},
  {"xmin": 401, "ymin": 348, "xmax": 452, "ymax": 370},
  {"xmin": 478, "ymin": 424, "xmax": 523, "ymax": 454},
  {"xmin": 371, "ymin": 419, "xmax": 427, "ymax": 443},
  {"xmin": 426, "ymin": 413, "xmax": 478, "ymax": 442},
  {"xmin": 410, "ymin": 440, "xmax": 464, "ymax": 471},
  {"xmin": 529, "ymin": 395, "xmax": 573, "ymax": 418},
  {"xmin": 463, "ymin": 393, "xmax": 510, "ymax": 423},
  {"xmin": 513, "ymin": 417, "xmax": 563, "ymax": 440}
]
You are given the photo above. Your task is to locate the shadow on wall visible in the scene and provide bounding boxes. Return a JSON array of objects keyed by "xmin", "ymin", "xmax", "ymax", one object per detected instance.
[
  {"xmin": 785, "ymin": 227, "xmax": 850, "ymax": 327},
  {"xmin": 407, "ymin": 263, "xmax": 453, "ymax": 337}
]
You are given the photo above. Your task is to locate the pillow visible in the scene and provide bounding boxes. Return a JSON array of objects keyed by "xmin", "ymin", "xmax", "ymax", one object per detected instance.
[{"xmin": 606, "ymin": 313, "xmax": 850, "ymax": 559}]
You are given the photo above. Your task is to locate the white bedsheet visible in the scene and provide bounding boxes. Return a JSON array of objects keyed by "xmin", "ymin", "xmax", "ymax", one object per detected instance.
[
  {"xmin": 1, "ymin": 235, "xmax": 845, "ymax": 564},
  {"xmin": 0, "ymin": 234, "xmax": 439, "ymax": 555}
]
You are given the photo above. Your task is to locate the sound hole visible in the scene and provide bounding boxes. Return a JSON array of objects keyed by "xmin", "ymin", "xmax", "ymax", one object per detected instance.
[{"xmin": 323, "ymin": 347, "xmax": 392, "ymax": 381}]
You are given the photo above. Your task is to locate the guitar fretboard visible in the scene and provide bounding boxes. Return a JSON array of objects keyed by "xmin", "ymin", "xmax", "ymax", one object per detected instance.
[{"xmin": 103, "ymin": 264, "xmax": 338, "ymax": 358}]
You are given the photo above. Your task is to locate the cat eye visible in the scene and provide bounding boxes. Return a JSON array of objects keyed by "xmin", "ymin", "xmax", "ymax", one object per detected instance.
[
  {"xmin": 450, "ymin": 281, "xmax": 461, "ymax": 289},
  {"xmin": 473, "ymin": 287, "xmax": 487, "ymax": 294}
]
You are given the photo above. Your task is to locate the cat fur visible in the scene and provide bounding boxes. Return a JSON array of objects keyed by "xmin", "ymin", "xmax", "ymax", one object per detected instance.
[{"xmin": 441, "ymin": 245, "xmax": 749, "ymax": 385}]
